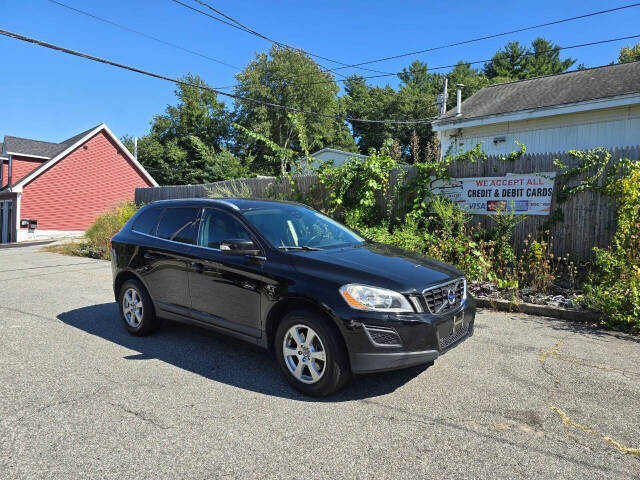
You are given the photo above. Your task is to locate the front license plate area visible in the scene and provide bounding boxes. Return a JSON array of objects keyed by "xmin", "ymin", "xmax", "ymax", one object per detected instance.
[
  {"xmin": 437, "ymin": 312, "xmax": 464, "ymax": 338},
  {"xmin": 437, "ymin": 313, "xmax": 467, "ymax": 351}
]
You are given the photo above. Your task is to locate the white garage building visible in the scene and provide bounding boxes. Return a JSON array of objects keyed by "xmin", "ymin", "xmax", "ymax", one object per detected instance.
[{"xmin": 431, "ymin": 61, "xmax": 640, "ymax": 157}]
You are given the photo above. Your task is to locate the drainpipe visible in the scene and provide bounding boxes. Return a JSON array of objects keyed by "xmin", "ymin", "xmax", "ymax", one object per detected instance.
[
  {"xmin": 456, "ymin": 84, "xmax": 464, "ymax": 117},
  {"xmin": 7, "ymin": 154, "xmax": 12, "ymax": 189}
]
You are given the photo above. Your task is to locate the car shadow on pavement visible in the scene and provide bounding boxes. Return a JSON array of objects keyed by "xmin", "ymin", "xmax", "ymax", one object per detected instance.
[{"xmin": 58, "ymin": 303, "xmax": 430, "ymax": 402}]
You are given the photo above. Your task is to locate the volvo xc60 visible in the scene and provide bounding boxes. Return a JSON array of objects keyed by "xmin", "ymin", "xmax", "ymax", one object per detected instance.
[{"xmin": 110, "ymin": 198, "xmax": 475, "ymax": 396}]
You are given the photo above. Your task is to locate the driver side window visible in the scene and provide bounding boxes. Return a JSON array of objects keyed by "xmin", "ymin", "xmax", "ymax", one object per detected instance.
[{"xmin": 199, "ymin": 208, "xmax": 252, "ymax": 250}]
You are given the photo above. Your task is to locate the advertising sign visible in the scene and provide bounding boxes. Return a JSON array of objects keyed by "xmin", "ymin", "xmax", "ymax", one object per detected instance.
[{"xmin": 430, "ymin": 172, "xmax": 556, "ymax": 215}]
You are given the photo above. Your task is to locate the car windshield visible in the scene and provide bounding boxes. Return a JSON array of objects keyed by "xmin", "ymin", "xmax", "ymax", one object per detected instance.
[{"xmin": 241, "ymin": 204, "xmax": 364, "ymax": 250}]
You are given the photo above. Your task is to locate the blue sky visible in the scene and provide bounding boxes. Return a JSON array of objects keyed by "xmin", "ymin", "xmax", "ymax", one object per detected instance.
[{"xmin": 1, "ymin": 0, "xmax": 638, "ymax": 143}]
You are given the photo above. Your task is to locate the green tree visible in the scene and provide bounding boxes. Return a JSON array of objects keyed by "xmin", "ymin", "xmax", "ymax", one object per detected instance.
[
  {"xmin": 344, "ymin": 61, "xmax": 443, "ymax": 162},
  {"xmin": 342, "ymin": 75, "xmax": 398, "ymax": 155},
  {"xmin": 484, "ymin": 38, "xmax": 575, "ymax": 81},
  {"xmin": 124, "ymin": 74, "xmax": 250, "ymax": 185},
  {"xmin": 395, "ymin": 61, "xmax": 443, "ymax": 162},
  {"xmin": 618, "ymin": 42, "xmax": 640, "ymax": 63},
  {"xmin": 445, "ymin": 61, "xmax": 490, "ymax": 112},
  {"xmin": 233, "ymin": 45, "xmax": 356, "ymax": 175}
]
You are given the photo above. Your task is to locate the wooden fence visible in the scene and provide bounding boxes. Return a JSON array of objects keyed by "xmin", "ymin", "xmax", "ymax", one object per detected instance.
[{"xmin": 135, "ymin": 146, "xmax": 640, "ymax": 260}]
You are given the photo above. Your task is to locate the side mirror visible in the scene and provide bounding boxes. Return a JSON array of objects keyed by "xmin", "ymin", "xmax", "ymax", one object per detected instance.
[{"xmin": 220, "ymin": 239, "xmax": 260, "ymax": 256}]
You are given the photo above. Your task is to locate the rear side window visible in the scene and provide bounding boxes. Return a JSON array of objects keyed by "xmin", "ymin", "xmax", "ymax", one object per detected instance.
[
  {"xmin": 156, "ymin": 207, "xmax": 200, "ymax": 245},
  {"xmin": 131, "ymin": 208, "xmax": 163, "ymax": 235}
]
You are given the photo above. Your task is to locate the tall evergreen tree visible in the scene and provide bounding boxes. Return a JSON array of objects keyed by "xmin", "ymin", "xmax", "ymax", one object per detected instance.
[{"xmin": 484, "ymin": 38, "xmax": 575, "ymax": 81}]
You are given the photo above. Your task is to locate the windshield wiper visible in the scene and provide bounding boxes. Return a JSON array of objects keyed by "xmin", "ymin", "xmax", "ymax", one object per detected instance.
[{"xmin": 278, "ymin": 245, "xmax": 323, "ymax": 251}]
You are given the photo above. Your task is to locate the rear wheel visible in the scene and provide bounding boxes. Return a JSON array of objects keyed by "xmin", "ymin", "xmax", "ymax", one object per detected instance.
[
  {"xmin": 275, "ymin": 310, "xmax": 350, "ymax": 396},
  {"xmin": 118, "ymin": 279, "xmax": 160, "ymax": 336}
]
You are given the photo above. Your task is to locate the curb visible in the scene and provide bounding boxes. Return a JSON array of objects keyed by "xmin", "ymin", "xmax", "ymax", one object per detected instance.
[
  {"xmin": 0, "ymin": 240, "xmax": 56, "ymax": 249},
  {"xmin": 474, "ymin": 297, "xmax": 602, "ymax": 323}
]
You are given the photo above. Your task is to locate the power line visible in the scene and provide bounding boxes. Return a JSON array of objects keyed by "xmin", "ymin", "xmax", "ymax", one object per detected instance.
[
  {"xmin": 318, "ymin": 2, "xmax": 640, "ymax": 73},
  {"xmin": 0, "ymin": 28, "xmax": 438, "ymax": 125},
  {"xmin": 170, "ymin": 0, "xmax": 396, "ymax": 77},
  {"xmin": 47, "ymin": 0, "xmax": 344, "ymax": 89},
  {"xmin": 46, "ymin": 0, "xmax": 240, "ymax": 71},
  {"xmin": 167, "ymin": 0, "xmax": 344, "ymax": 80},
  {"xmin": 212, "ymin": 33, "xmax": 640, "ymax": 90},
  {"xmin": 184, "ymin": 0, "xmax": 397, "ymax": 76}
]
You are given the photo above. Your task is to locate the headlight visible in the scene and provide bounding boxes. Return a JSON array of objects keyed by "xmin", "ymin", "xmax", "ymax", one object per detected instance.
[{"xmin": 339, "ymin": 284, "xmax": 414, "ymax": 313}]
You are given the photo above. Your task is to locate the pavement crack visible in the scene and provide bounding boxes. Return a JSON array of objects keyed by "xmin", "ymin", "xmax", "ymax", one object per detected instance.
[
  {"xmin": 549, "ymin": 352, "xmax": 640, "ymax": 377},
  {"xmin": 538, "ymin": 339, "xmax": 640, "ymax": 383},
  {"xmin": 548, "ymin": 404, "xmax": 640, "ymax": 458},
  {"xmin": 109, "ymin": 402, "xmax": 174, "ymax": 430},
  {"xmin": 3, "ymin": 387, "xmax": 105, "ymax": 427},
  {"xmin": 539, "ymin": 340, "xmax": 562, "ymax": 385}
]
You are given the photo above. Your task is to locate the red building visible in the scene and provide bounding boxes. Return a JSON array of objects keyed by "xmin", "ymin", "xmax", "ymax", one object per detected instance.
[{"xmin": 0, "ymin": 124, "xmax": 157, "ymax": 243}]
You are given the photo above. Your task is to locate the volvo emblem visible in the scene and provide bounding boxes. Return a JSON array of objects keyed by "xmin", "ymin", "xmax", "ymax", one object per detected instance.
[{"xmin": 447, "ymin": 289, "xmax": 456, "ymax": 305}]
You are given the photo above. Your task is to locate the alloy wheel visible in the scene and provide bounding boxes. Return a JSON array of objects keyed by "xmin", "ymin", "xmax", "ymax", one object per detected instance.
[
  {"xmin": 282, "ymin": 324, "xmax": 327, "ymax": 384},
  {"xmin": 122, "ymin": 287, "xmax": 144, "ymax": 327}
]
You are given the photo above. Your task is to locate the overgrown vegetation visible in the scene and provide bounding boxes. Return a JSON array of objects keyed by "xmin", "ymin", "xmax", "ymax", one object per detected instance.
[
  {"xmin": 45, "ymin": 203, "xmax": 139, "ymax": 260},
  {"xmin": 315, "ymin": 143, "xmax": 639, "ymax": 333},
  {"xmin": 582, "ymin": 162, "xmax": 640, "ymax": 332}
]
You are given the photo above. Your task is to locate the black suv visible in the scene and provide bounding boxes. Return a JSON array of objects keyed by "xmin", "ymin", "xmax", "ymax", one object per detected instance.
[{"xmin": 111, "ymin": 198, "xmax": 474, "ymax": 396}]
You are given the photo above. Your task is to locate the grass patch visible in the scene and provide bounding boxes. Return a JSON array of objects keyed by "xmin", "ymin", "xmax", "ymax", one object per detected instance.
[{"xmin": 41, "ymin": 240, "xmax": 104, "ymax": 259}]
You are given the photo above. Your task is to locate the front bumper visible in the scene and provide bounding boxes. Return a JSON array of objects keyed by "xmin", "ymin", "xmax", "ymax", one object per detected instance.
[{"xmin": 343, "ymin": 299, "xmax": 475, "ymax": 374}]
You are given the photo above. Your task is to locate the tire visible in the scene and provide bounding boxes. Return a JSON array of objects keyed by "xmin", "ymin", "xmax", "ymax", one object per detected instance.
[
  {"xmin": 275, "ymin": 310, "xmax": 351, "ymax": 397},
  {"xmin": 118, "ymin": 279, "xmax": 160, "ymax": 336}
]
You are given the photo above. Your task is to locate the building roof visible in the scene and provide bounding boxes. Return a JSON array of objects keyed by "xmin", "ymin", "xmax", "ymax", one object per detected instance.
[
  {"xmin": 2, "ymin": 125, "xmax": 102, "ymax": 159},
  {"xmin": 311, "ymin": 147, "xmax": 367, "ymax": 159},
  {"xmin": 434, "ymin": 61, "xmax": 640, "ymax": 125},
  {"xmin": 1, "ymin": 124, "xmax": 158, "ymax": 190},
  {"xmin": 3, "ymin": 136, "xmax": 61, "ymax": 158}
]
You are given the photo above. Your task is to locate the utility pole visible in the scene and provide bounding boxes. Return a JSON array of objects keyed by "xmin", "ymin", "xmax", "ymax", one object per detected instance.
[{"xmin": 134, "ymin": 137, "xmax": 138, "ymax": 160}]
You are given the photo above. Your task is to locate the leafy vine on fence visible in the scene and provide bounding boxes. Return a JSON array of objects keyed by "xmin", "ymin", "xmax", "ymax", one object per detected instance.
[
  {"xmin": 316, "ymin": 139, "xmax": 398, "ymax": 225},
  {"xmin": 408, "ymin": 141, "xmax": 526, "ymax": 219},
  {"xmin": 582, "ymin": 161, "xmax": 640, "ymax": 332},
  {"xmin": 539, "ymin": 148, "xmax": 636, "ymax": 234}
]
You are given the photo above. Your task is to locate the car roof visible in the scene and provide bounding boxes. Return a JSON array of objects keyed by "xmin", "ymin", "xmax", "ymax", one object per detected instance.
[{"xmin": 145, "ymin": 197, "xmax": 308, "ymax": 212}]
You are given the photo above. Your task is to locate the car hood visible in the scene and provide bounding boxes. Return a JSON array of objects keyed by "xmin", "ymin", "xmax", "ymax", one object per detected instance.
[{"xmin": 288, "ymin": 242, "xmax": 462, "ymax": 293}]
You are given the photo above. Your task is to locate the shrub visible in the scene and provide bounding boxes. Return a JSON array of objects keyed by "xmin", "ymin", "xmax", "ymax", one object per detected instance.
[
  {"xmin": 354, "ymin": 198, "xmax": 492, "ymax": 282},
  {"xmin": 583, "ymin": 162, "xmax": 640, "ymax": 332},
  {"xmin": 515, "ymin": 236, "xmax": 557, "ymax": 292},
  {"xmin": 207, "ymin": 180, "xmax": 252, "ymax": 199},
  {"xmin": 84, "ymin": 202, "xmax": 140, "ymax": 259}
]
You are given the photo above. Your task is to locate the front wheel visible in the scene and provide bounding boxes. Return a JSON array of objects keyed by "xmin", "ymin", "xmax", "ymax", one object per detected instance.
[{"xmin": 275, "ymin": 310, "xmax": 350, "ymax": 397}]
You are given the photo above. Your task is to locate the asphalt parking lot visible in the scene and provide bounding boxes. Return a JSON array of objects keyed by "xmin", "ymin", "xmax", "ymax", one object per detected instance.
[{"xmin": 1, "ymin": 244, "xmax": 639, "ymax": 479}]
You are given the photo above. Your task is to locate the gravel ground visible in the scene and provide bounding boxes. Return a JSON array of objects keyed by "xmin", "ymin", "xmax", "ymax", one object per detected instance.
[{"xmin": 1, "ymin": 244, "xmax": 639, "ymax": 479}]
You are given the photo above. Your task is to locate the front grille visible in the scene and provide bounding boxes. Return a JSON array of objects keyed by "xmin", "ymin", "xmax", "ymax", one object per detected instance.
[
  {"xmin": 363, "ymin": 325, "xmax": 402, "ymax": 347},
  {"xmin": 422, "ymin": 278, "xmax": 465, "ymax": 314},
  {"xmin": 438, "ymin": 324, "xmax": 469, "ymax": 350}
]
